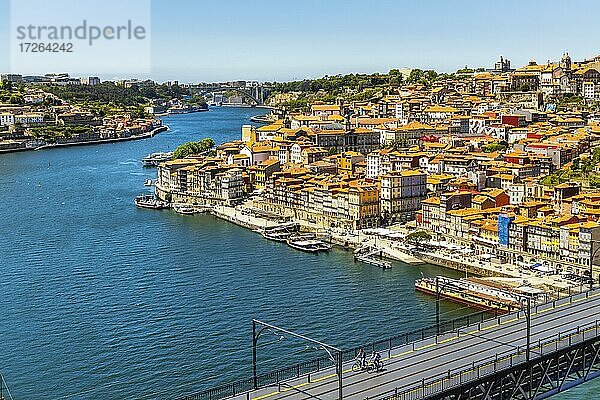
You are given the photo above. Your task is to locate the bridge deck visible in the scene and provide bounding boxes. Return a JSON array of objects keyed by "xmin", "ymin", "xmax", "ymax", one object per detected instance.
[{"xmin": 236, "ymin": 292, "xmax": 600, "ymax": 400}]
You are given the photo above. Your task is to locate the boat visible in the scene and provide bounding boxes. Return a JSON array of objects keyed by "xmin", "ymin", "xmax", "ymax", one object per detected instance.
[
  {"xmin": 250, "ymin": 115, "xmax": 273, "ymax": 123},
  {"xmin": 144, "ymin": 179, "xmax": 154, "ymax": 186},
  {"xmin": 287, "ymin": 237, "xmax": 332, "ymax": 253},
  {"xmin": 355, "ymin": 254, "xmax": 392, "ymax": 269},
  {"xmin": 258, "ymin": 222, "xmax": 301, "ymax": 241},
  {"xmin": 172, "ymin": 204, "xmax": 212, "ymax": 215},
  {"xmin": 262, "ymin": 230, "xmax": 294, "ymax": 242},
  {"xmin": 167, "ymin": 106, "xmax": 208, "ymax": 115},
  {"xmin": 173, "ymin": 205, "xmax": 196, "ymax": 215},
  {"xmin": 134, "ymin": 195, "xmax": 168, "ymax": 210},
  {"xmin": 415, "ymin": 276, "xmax": 524, "ymax": 313},
  {"xmin": 141, "ymin": 152, "xmax": 174, "ymax": 167}
]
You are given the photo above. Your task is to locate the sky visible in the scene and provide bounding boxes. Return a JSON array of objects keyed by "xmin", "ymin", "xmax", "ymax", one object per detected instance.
[{"xmin": 1, "ymin": 0, "xmax": 599, "ymax": 83}]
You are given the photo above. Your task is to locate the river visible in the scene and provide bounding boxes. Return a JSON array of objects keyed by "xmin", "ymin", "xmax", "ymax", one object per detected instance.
[{"xmin": 0, "ymin": 107, "xmax": 593, "ymax": 399}]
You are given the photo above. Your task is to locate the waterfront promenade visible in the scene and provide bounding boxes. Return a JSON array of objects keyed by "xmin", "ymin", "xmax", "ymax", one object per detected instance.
[{"xmin": 199, "ymin": 201, "xmax": 580, "ymax": 293}]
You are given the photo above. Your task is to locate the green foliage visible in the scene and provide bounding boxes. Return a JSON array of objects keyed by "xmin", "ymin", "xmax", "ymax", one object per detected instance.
[
  {"xmin": 130, "ymin": 106, "xmax": 151, "ymax": 119},
  {"xmin": 0, "ymin": 81, "xmax": 12, "ymax": 92},
  {"xmin": 28, "ymin": 125, "xmax": 91, "ymax": 143},
  {"xmin": 387, "ymin": 69, "xmax": 404, "ymax": 86},
  {"xmin": 383, "ymin": 139, "xmax": 409, "ymax": 151},
  {"xmin": 542, "ymin": 149, "xmax": 600, "ymax": 188},
  {"xmin": 405, "ymin": 230, "xmax": 432, "ymax": 244},
  {"xmin": 407, "ymin": 69, "xmax": 424, "ymax": 84},
  {"xmin": 280, "ymin": 99, "xmax": 311, "ymax": 111},
  {"xmin": 351, "ymin": 88, "xmax": 380, "ymax": 102},
  {"xmin": 456, "ymin": 66, "xmax": 474, "ymax": 74},
  {"xmin": 9, "ymin": 94, "xmax": 24, "ymax": 104},
  {"xmin": 173, "ymin": 138, "xmax": 216, "ymax": 159},
  {"xmin": 268, "ymin": 67, "xmax": 446, "ymax": 103},
  {"xmin": 572, "ymin": 158, "xmax": 580, "ymax": 170},
  {"xmin": 187, "ymin": 95, "xmax": 208, "ymax": 108},
  {"xmin": 482, "ymin": 143, "xmax": 508, "ymax": 153},
  {"xmin": 556, "ymin": 93, "xmax": 585, "ymax": 111},
  {"xmin": 406, "ymin": 69, "xmax": 438, "ymax": 87},
  {"xmin": 456, "ymin": 66, "xmax": 485, "ymax": 74},
  {"xmin": 271, "ymin": 71, "xmax": 399, "ymax": 96},
  {"xmin": 42, "ymin": 82, "xmax": 190, "ymax": 108}
]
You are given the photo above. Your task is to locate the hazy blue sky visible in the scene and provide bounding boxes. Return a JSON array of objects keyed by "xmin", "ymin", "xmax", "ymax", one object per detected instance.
[{"xmin": 1, "ymin": 0, "xmax": 599, "ymax": 82}]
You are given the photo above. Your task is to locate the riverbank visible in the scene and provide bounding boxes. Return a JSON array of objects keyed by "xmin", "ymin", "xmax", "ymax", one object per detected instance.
[
  {"xmin": 0, "ymin": 125, "xmax": 168, "ymax": 154},
  {"xmin": 180, "ymin": 201, "xmax": 426, "ymax": 266},
  {"xmin": 180, "ymin": 200, "xmax": 581, "ymax": 292}
]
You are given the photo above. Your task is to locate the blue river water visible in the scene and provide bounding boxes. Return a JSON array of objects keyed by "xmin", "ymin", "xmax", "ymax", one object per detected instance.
[{"xmin": 0, "ymin": 107, "xmax": 594, "ymax": 399}]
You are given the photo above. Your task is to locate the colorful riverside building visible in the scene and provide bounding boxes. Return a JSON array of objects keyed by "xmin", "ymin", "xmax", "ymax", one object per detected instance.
[
  {"xmin": 256, "ymin": 171, "xmax": 381, "ymax": 231},
  {"xmin": 418, "ymin": 190, "xmax": 600, "ymax": 274},
  {"xmin": 498, "ymin": 211, "xmax": 515, "ymax": 246}
]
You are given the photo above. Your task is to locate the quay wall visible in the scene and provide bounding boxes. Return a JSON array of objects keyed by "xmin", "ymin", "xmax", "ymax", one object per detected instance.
[
  {"xmin": 418, "ymin": 253, "xmax": 514, "ymax": 278},
  {"xmin": 0, "ymin": 125, "xmax": 168, "ymax": 154}
]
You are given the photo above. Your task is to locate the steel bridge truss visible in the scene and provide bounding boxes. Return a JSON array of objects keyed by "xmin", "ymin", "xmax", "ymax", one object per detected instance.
[
  {"xmin": 388, "ymin": 323, "xmax": 600, "ymax": 400},
  {"xmin": 428, "ymin": 337, "xmax": 600, "ymax": 400}
]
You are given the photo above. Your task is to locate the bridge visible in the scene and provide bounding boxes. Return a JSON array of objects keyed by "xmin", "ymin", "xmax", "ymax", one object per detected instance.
[
  {"xmin": 178, "ymin": 287, "xmax": 600, "ymax": 400},
  {"xmin": 191, "ymin": 85, "xmax": 271, "ymax": 106}
]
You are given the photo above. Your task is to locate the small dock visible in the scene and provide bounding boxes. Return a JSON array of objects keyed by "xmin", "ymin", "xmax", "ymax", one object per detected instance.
[{"xmin": 354, "ymin": 246, "xmax": 392, "ymax": 269}]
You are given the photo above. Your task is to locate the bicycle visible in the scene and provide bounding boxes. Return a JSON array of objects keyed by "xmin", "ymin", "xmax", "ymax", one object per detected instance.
[
  {"xmin": 351, "ymin": 358, "xmax": 364, "ymax": 372},
  {"xmin": 365, "ymin": 359, "xmax": 384, "ymax": 373}
]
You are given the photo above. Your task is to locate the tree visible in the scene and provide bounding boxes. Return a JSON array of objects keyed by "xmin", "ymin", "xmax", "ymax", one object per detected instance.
[
  {"xmin": 405, "ymin": 230, "xmax": 432, "ymax": 245},
  {"xmin": 384, "ymin": 139, "xmax": 408, "ymax": 151},
  {"xmin": 407, "ymin": 69, "xmax": 424, "ymax": 84},
  {"xmin": 9, "ymin": 94, "xmax": 23, "ymax": 104},
  {"xmin": 457, "ymin": 66, "xmax": 474, "ymax": 74},
  {"xmin": 173, "ymin": 138, "xmax": 216, "ymax": 159},
  {"xmin": 482, "ymin": 143, "xmax": 508, "ymax": 153}
]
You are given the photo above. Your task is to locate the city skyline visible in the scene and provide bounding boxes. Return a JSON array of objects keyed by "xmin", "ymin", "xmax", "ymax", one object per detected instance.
[{"xmin": 1, "ymin": 0, "xmax": 600, "ymax": 82}]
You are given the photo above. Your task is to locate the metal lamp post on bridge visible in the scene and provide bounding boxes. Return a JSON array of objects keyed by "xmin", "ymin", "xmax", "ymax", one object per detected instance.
[
  {"xmin": 433, "ymin": 276, "xmax": 506, "ymax": 335},
  {"xmin": 252, "ymin": 319, "xmax": 344, "ymax": 400},
  {"xmin": 524, "ymin": 295, "xmax": 531, "ymax": 363},
  {"xmin": 434, "ymin": 276, "xmax": 534, "ymax": 363}
]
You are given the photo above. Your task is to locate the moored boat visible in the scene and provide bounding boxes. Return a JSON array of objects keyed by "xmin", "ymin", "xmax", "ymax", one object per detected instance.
[
  {"xmin": 287, "ymin": 238, "xmax": 331, "ymax": 253},
  {"xmin": 262, "ymin": 230, "xmax": 293, "ymax": 242},
  {"xmin": 173, "ymin": 205, "xmax": 196, "ymax": 215},
  {"xmin": 142, "ymin": 152, "xmax": 174, "ymax": 167},
  {"xmin": 415, "ymin": 276, "xmax": 524, "ymax": 313},
  {"xmin": 134, "ymin": 194, "xmax": 168, "ymax": 210}
]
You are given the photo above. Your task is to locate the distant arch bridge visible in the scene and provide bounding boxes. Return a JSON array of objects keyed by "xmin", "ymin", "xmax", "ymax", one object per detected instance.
[{"xmin": 192, "ymin": 86, "xmax": 270, "ymax": 105}]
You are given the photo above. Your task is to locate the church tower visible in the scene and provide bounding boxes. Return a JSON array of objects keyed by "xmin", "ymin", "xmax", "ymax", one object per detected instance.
[{"xmin": 560, "ymin": 52, "xmax": 572, "ymax": 71}]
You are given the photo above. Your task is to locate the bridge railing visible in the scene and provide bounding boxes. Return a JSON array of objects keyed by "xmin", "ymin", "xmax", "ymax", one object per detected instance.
[
  {"xmin": 175, "ymin": 309, "xmax": 491, "ymax": 400},
  {"xmin": 176, "ymin": 286, "xmax": 600, "ymax": 400},
  {"xmin": 368, "ymin": 319, "xmax": 600, "ymax": 400}
]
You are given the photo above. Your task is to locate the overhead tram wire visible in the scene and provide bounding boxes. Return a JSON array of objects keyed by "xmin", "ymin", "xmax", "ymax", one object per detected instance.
[
  {"xmin": 180, "ymin": 308, "xmax": 501, "ymax": 395},
  {"xmin": 50, "ymin": 307, "xmax": 502, "ymax": 400},
  {"xmin": 177, "ymin": 308, "xmax": 501, "ymax": 395}
]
